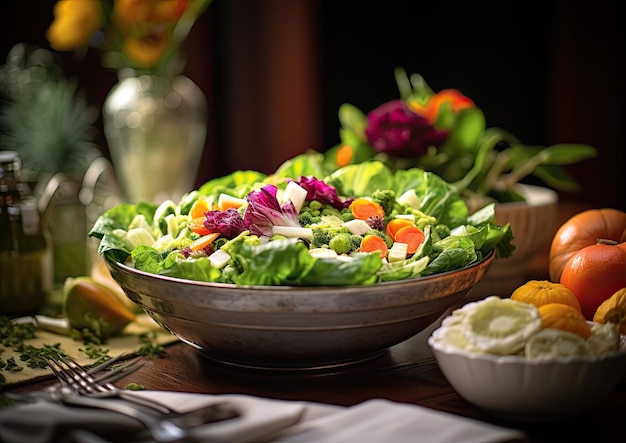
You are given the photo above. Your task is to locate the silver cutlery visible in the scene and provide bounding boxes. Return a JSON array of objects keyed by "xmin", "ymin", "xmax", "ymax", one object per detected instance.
[
  {"xmin": 7, "ymin": 354, "xmax": 239, "ymax": 442},
  {"xmin": 45, "ymin": 353, "xmax": 176, "ymax": 415},
  {"xmin": 41, "ymin": 386, "xmax": 238, "ymax": 442}
]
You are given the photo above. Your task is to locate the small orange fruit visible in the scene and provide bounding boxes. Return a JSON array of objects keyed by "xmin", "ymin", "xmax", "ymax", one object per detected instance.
[
  {"xmin": 511, "ymin": 280, "xmax": 582, "ymax": 313},
  {"xmin": 538, "ymin": 303, "xmax": 591, "ymax": 339}
]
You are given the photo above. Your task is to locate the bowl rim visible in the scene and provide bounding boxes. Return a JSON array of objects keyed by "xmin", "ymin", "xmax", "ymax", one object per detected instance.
[
  {"xmin": 105, "ymin": 249, "xmax": 495, "ymax": 291},
  {"xmin": 428, "ymin": 322, "xmax": 626, "ymax": 366}
]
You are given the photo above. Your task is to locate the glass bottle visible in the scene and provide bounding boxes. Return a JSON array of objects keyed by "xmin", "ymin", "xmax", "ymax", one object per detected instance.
[
  {"xmin": 0, "ymin": 150, "xmax": 52, "ymax": 315},
  {"xmin": 103, "ymin": 74, "xmax": 207, "ymax": 204}
]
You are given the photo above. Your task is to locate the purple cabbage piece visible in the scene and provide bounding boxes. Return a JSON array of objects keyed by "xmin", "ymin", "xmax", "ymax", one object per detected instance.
[
  {"xmin": 203, "ymin": 208, "xmax": 247, "ymax": 239},
  {"xmin": 365, "ymin": 100, "xmax": 448, "ymax": 158},
  {"xmin": 244, "ymin": 185, "xmax": 300, "ymax": 236},
  {"xmin": 295, "ymin": 176, "xmax": 353, "ymax": 209}
]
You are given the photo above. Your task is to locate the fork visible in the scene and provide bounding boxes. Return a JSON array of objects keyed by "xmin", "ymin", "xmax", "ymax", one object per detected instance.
[
  {"xmin": 51, "ymin": 385, "xmax": 238, "ymax": 442},
  {"xmin": 12, "ymin": 354, "xmax": 239, "ymax": 442},
  {"xmin": 45, "ymin": 353, "xmax": 176, "ymax": 415}
]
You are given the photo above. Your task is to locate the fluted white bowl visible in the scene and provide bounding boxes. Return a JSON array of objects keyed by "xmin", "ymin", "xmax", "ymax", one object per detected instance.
[{"xmin": 429, "ymin": 323, "xmax": 626, "ymax": 420}]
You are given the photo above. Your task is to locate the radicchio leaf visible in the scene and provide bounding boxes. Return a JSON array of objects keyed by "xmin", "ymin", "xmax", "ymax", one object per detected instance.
[
  {"xmin": 244, "ymin": 185, "xmax": 300, "ymax": 236},
  {"xmin": 295, "ymin": 176, "xmax": 353, "ymax": 209}
]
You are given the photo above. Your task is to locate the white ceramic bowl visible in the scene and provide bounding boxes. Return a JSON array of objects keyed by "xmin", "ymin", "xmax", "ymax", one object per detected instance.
[{"xmin": 428, "ymin": 325, "xmax": 626, "ymax": 420}]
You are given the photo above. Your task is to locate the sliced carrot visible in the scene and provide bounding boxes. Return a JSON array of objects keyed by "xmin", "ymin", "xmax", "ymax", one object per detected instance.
[
  {"xmin": 335, "ymin": 144, "xmax": 353, "ymax": 168},
  {"xmin": 189, "ymin": 216, "xmax": 210, "ymax": 236},
  {"xmin": 386, "ymin": 218, "xmax": 415, "ymax": 240},
  {"xmin": 190, "ymin": 232, "xmax": 220, "ymax": 251},
  {"xmin": 350, "ymin": 198, "xmax": 385, "ymax": 221},
  {"xmin": 360, "ymin": 234, "xmax": 388, "ymax": 258},
  {"xmin": 394, "ymin": 225, "xmax": 425, "ymax": 255},
  {"xmin": 190, "ymin": 198, "xmax": 210, "ymax": 220}
]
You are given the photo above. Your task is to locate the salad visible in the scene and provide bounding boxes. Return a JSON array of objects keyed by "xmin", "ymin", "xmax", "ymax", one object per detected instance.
[{"xmin": 90, "ymin": 156, "xmax": 514, "ymax": 286}]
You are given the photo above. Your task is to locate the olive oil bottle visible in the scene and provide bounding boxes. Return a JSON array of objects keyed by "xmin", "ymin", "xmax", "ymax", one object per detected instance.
[{"xmin": 0, "ymin": 150, "xmax": 52, "ymax": 315}]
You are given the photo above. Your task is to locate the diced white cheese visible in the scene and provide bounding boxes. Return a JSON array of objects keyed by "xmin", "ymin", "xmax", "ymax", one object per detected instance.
[
  {"xmin": 282, "ymin": 181, "xmax": 308, "ymax": 213},
  {"xmin": 342, "ymin": 219, "xmax": 371, "ymax": 235},
  {"xmin": 209, "ymin": 249, "xmax": 231, "ymax": 268},
  {"xmin": 217, "ymin": 194, "xmax": 247, "ymax": 210},
  {"xmin": 450, "ymin": 225, "xmax": 469, "ymax": 236},
  {"xmin": 309, "ymin": 248, "xmax": 338, "ymax": 259},
  {"xmin": 271, "ymin": 225, "xmax": 313, "ymax": 239},
  {"xmin": 393, "ymin": 214, "xmax": 415, "ymax": 222},
  {"xmin": 398, "ymin": 189, "xmax": 421, "ymax": 209},
  {"xmin": 388, "ymin": 242, "xmax": 408, "ymax": 262}
]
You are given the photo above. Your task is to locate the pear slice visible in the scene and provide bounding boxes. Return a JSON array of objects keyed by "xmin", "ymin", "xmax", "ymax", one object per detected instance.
[{"xmin": 63, "ymin": 277, "xmax": 136, "ymax": 338}]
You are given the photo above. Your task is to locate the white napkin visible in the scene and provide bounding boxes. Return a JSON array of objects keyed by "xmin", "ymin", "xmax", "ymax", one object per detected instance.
[
  {"xmin": 0, "ymin": 391, "xmax": 527, "ymax": 443},
  {"xmin": 273, "ymin": 398, "xmax": 527, "ymax": 443}
]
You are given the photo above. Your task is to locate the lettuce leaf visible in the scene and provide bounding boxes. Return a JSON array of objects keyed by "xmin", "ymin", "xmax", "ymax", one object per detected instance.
[{"xmin": 197, "ymin": 169, "xmax": 267, "ymax": 202}]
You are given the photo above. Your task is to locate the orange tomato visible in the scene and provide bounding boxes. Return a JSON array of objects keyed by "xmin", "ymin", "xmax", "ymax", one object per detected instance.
[
  {"xmin": 549, "ymin": 208, "xmax": 626, "ymax": 282},
  {"xmin": 559, "ymin": 241, "xmax": 626, "ymax": 320}
]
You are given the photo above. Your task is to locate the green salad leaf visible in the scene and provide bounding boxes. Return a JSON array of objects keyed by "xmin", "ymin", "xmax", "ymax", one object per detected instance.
[{"xmin": 91, "ymin": 159, "xmax": 514, "ymax": 287}]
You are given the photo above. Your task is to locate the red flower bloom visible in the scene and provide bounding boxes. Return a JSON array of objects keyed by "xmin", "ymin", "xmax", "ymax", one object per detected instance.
[{"xmin": 365, "ymin": 100, "xmax": 448, "ymax": 158}]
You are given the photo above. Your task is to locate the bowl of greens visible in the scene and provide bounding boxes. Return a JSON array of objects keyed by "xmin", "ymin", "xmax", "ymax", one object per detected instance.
[{"xmin": 92, "ymin": 157, "xmax": 512, "ymax": 369}]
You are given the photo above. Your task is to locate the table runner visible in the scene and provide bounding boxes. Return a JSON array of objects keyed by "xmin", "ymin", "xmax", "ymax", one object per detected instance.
[{"xmin": 0, "ymin": 315, "xmax": 178, "ymax": 387}]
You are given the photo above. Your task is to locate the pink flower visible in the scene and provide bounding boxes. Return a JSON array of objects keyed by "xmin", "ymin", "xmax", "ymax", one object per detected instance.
[{"xmin": 365, "ymin": 100, "xmax": 448, "ymax": 158}]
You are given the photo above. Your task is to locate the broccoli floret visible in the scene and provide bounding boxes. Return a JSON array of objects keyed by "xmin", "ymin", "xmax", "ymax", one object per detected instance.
[
  {"xmin": 349, "ymin": 234, "xmax": 363, "ymax": 251},
  {"xmin": 298, "ymin": 208, "xmax": 322, "ymax": 227},
  {"xmin": 310, "ymin": 225, "xmax": 351, "ymax": 249},
  {"xmin": 329, "ymin": 233, "xmax": 352, "ymax": 254},
  {"xmin": 341, "ymin": 211, "xmax": 354, "ymax": 223},
  {"xmin": 371, "ymin": 189, "xmax": 397, "ymax": 218}
]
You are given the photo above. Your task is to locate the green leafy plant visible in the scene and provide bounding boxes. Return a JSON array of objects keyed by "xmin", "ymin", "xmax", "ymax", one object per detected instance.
[
  {"xmin": 327, "ymin": 68, "xmax": 597, "ymax": 204},
  {"xmin": 0, "ymin": 44, "xmax": 100, "ymax": 182}
]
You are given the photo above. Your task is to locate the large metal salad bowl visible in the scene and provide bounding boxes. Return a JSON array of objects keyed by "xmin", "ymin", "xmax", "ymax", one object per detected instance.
[{"xmin": 105, "ymin": 252, "xmax": 494, "ymax": 369}]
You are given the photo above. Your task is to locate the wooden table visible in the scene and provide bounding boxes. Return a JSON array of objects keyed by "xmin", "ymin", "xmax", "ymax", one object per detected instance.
[
  {"xmin": 7, "ymin": 201, "xmax": 624, "ymax": 442},
  {"xmin": 8, "ymin": 321, "xmax": 625, "ymax": 443}
]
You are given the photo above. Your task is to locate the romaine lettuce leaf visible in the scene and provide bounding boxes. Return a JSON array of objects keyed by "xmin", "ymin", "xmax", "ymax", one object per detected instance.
[
  {"xmin": 197, "ymin": 170, "xmax": 267, "ymax": 202},
  {"xmin": 325, "ymin": 161, "xmax": 394, "ymax": 197},
  {"xmin": 274, "ymin": 152, "xmax": 329, "ymax": 180}
]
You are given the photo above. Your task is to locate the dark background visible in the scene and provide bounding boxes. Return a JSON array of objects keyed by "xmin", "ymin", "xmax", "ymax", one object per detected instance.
[{"xmin": 1, "ymin": 0, "xmax": 624, "ymax": 210}]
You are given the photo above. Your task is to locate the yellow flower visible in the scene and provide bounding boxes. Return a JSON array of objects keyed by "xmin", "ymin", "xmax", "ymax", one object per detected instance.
[
  {"xmin": 122, "ymin": 30, "xmax": 169, "ymax": 68},
  {"xmin": 113, "ymin": 0, "xmax": 188, "ymax": 68},
  {"xmin": 46, "ymin": 0, "xmax": 212, "ymax": 74},
  {"xmin": 46, "ymin": 0, "xmax": 104, "ymax": 51},
  {"xmin": 114, "ymin": 0, "xmax": 188, "ymax": 29}
]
